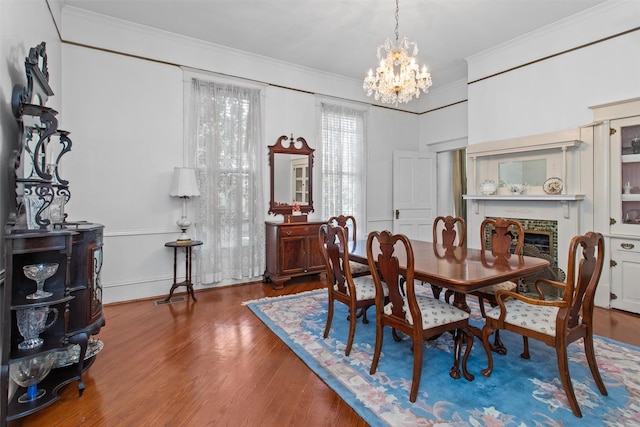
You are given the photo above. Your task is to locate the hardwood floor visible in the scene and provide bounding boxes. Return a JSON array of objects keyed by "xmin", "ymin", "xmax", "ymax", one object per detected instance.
[{"xmin": 9, "ymin": 276, "xmax": 640, "ymax": 426}]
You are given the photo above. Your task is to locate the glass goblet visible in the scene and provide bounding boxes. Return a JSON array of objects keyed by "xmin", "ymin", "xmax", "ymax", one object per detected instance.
[
  {"xmin": 9, "ymin": 353, "xmax": 55, "ymax": 403},
  {"xmin": 23, "ymin": 263, "xmax": 58, "ymax": 300}
]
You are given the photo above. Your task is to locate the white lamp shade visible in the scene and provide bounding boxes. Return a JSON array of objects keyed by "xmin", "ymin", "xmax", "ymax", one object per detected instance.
[{"xmin": 169, "ymin": 167, "xmax": 201, "ymax": 198}]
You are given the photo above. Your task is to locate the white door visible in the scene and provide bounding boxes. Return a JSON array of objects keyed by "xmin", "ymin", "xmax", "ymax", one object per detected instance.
[{"xmin": 393, "ymin": 151, "xmax": 437, "ymax": 240}]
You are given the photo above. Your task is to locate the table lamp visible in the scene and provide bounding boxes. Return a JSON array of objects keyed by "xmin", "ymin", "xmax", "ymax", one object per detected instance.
[{"xmin": 169, "ymin": 167, "xmax": 200, "ymax": 242}]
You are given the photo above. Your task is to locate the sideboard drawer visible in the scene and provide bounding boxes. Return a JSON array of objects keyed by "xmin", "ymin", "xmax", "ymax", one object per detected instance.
[{"xmin": 279, "ymin": 224, "xmax": 319, "ymax": 237}]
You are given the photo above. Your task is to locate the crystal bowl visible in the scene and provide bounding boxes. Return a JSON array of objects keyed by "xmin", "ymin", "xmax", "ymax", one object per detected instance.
[{"xmin": 22, "ymin": 263, "xmax": 58, "ymax": 282}]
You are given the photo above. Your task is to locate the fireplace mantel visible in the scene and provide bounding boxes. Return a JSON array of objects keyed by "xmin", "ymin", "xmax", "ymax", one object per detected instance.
[
  {"xmin": 463, "ymin": 194, "xmax": 585, "ymax": 219},
  {"xmin": 467, "ymin": 129, "xmax": 584, "ymax": 200},
  {"xmin": 463, "ymin": 194, "xmax": 585, "ymax": 201}
]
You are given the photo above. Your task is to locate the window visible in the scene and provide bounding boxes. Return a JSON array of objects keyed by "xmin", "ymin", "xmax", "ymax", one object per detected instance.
[
  {"xmin": 320, "ymin": 102, "xmax": 367, "ymax": 221},
  {"xmin": 191, "ymin": 79, "xmax": 265, "ymax": 283}
]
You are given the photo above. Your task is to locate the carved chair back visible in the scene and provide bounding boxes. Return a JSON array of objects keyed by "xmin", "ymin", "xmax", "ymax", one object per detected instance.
[
  {"xmin": 328, "ymin": 215, "xmax": 357, "ymax": 242},
  {"xmin": 480, "ymin": 217, "xmax": 524, "ymax": 259},
  {"xmin": 433, "ymin": 215, "xmax": 466, "ymax": 250},
  {"xmin": 318, "ymin": 223, "xmax": 353, "ymax": 296}
]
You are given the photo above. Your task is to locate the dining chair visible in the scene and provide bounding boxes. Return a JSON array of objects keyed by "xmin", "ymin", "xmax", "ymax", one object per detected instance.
[
  {"xmin": 480, "ymin": 231, "xmax": 607, "ymax": 418},
  {"xmin": 319, "ymin": 223, "xmax": 386, "ymax": 356},
  {"xmin": 471, "ymin": 217, "xmax": 525, "ymax": 353},
  {"xmin": 431, "ymin": 215, "xmax": 466, "ymax": 302},
  {"xmin": 328, "ymin": 215, "xmax": 370, "ymax": 277},
  {"xmin": 367, "ymin": 230, "xmax": 474, "ymax": 402}
]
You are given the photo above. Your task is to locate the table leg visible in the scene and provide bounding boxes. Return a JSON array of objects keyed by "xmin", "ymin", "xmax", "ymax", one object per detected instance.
[
  {"xmin": 452, "ymin": 292, "xmax": 470, "ymax": 313},
  {"xmin": 164, "ymin": 247, "xmax": 180, "ymax": 302},
  {"xmin": 452, "ymin": 291, "xmax": 493, "ymax": 369},
  {"xmin": 185, "ymin": 246, "xmax": 197, "ymax": 301},
  {"xmin": 457, "ymin": 292, "xmax": 507, "ymax": 354}
]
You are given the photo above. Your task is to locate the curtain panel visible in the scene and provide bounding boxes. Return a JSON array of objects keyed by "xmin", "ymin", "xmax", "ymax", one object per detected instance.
[
  {"xmin": 320, "ymin": 102, "xmax": 367, "ymax": 221},
  {"xmin": 190, "ymin": 79, "xmax": 265, "ymax": 284}
]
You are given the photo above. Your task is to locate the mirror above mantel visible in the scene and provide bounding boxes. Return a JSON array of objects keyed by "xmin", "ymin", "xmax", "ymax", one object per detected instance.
[
  {"xmin": 268, "ymin": 134, "xmax": 315, "ymax": 216},
  {"xmin": 464, "ymin": 128, "xmax": 588, "ymax": 219}
]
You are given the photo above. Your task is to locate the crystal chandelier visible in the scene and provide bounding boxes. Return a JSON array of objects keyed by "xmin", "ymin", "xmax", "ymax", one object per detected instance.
[{"xmin": 363, "ymin": 0, "xmax": 432, "ymax": 106}]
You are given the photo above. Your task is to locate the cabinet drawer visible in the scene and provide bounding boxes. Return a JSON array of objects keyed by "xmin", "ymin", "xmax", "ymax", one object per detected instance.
[
  {"xmin": 279, "ymin": 224, "xmax": 320, "ymax": 238},
  {"xmin": 612, "ymin": 238, "xmax": 640, "ymax": 253}
]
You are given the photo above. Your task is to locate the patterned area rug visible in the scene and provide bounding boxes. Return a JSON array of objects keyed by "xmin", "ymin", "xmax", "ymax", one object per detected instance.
[{"xmin": 245, "ymin": 289, "xmax": 640, "ymax": 427}]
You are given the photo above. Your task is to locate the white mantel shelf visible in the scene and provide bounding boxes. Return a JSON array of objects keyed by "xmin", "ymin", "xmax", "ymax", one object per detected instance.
[
  {"xmin": 463, "ymin": 194, "xmax": 585, "ymax": 201},
  {"xmin": 463, "ymin": 194, "xmax": 585, "ymax": 219}
]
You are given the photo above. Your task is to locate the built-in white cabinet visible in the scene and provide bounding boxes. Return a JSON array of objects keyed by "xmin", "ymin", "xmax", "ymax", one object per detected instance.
[
  {"xmin": 591, "ymin": 97, "xmax": 640, "ymax": 314},
  {"xmin": 610, "ymin": 237, "xmax": 640, "ymax": 313},
  {"xmin": 610, "ymin": 116, "xmax": 640, "ymax": 235}
]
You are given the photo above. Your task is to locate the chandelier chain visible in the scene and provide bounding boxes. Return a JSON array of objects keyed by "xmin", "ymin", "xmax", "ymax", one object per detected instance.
[{"xmin": 395, "ymin": 0, "xmax": 399, "ymax": 42}]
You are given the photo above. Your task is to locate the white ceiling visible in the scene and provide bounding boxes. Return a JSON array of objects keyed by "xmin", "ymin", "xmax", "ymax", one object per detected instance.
[{"xmin": 61, "ymin": 0, "xmax": 608, "ymax": 90}]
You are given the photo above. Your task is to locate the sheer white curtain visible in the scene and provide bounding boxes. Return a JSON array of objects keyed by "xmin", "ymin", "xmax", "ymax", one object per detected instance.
[
  {"xmin": 320, "ymin": 102, "xmax": 367, "ymax": 220},
  {"xmin": 190, "ymin": 78, "xmax": 265, "ymax": 284}
]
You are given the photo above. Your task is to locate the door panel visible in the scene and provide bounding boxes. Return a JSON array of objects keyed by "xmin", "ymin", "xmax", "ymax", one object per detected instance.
[
  {"xmin": 393, "ymin": 151, "xmax": 437, "ymax": 240},
  {"xmin": 280, "ymin": 237, "xmax": 305, "ymax": 274}
]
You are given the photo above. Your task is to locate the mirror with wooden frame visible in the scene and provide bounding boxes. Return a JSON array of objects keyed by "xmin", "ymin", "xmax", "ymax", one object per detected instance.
[{"xmin": 268, "ymin": 134, "xmax": 314, "ymax": 215}]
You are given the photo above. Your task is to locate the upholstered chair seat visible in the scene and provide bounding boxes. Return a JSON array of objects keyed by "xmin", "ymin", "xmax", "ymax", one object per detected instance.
[
  {"xmin": 336, "ymin": 275, "xmax": 387, "ymax": 301},
  {"xmin": 349, "ymin": 261, "xmax": 370, "ymax": 276},
  {"xmin": 485, "ymin": 300, "xmax": 559, "ymax": 336},
  {"xmin": 384, "ymin": 291, "xmax": 470, "ymax": 329}
]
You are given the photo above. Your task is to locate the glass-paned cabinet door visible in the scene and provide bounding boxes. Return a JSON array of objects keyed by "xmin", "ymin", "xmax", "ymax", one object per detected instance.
[
  {"xmin": 291, "ymin": 158, "xmax": 308, "ymax": 204},
  {"xmin": 90, "ymin": 244, "xmax": 103, "ymax": 322},
  {"xmin": 611, "ymin": 116, "xmax": 640, "ymax": 235}
]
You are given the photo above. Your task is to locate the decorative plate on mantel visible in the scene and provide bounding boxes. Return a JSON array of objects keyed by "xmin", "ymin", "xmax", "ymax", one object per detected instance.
[
  {"xmin": 479, "ymin": 180, "xmax": 497, "ymax": 195},
  {"xmin": 543, "ymin": 177, "xmax": 563, "ymax": 195}
]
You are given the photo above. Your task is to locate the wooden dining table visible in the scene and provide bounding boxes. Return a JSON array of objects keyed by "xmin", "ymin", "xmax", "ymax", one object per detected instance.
[{"xmin": 347, "ymin": 238, "xmax": 549, "ymax": 325}]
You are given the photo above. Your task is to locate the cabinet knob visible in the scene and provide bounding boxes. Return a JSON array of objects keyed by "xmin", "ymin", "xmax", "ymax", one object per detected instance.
[
  {"xmin": 285, "ymin": 230, "xmax": 291, "ymax": 236},
  {"xmin": 621, "ymin": 242, "xmax": 635, "ymax": 250}
]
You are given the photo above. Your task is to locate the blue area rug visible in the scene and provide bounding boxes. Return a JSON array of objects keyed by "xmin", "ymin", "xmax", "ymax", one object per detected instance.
[{"xmin": 245, "ymin": 289, "xmax": 640, "ymax": 426}]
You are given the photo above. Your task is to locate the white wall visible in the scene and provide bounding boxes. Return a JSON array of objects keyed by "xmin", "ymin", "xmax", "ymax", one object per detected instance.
[
  {"xmin": 62, "ymin": 44, "xmax": 184, "ymax": 303},
  {"xmin": 467, "ymin": 1, "xmax": 640, "ymax": 143},
  {"xmin": 52, "ymin": 6, "xmax": 422, "ymax": 303},
  {"xmin": 419, "ymin": 80, "xmax": 469, "ymax": 219},
  {"xmin": 0, "ymin": 0, "xmax": 61, "ymax": 273}
]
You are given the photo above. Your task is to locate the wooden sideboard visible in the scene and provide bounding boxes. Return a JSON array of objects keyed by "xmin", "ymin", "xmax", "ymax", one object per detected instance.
[{"xmin": 264, "ymin": 221, "xmax": 326, "ymax": 289}]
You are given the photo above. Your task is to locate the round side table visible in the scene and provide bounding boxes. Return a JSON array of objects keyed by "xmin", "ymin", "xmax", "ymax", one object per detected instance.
[{"xmin": 164, "ymin": 240, "xmax": 203, "ymax": 302}]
